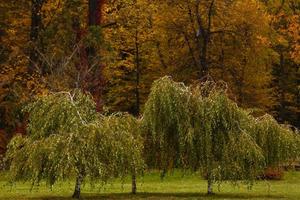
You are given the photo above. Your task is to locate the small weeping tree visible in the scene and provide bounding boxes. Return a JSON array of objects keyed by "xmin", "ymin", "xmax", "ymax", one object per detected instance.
[
  {"xmin": 187, "ymin": 83, "xmax": 267, "ymax": 194},
  {"xmin": 143, "ymin": 76, "xmax": 300, "ymax": 195},
  {"xmin": 5, "ymin": 90, "xmax": 144, "ymax": 199}
]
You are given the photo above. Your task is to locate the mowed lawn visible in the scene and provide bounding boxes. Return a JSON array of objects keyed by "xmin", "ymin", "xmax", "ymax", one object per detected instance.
[{"xmin": 0, "ymin": 171, "xmax": 299, "ymax": 200}]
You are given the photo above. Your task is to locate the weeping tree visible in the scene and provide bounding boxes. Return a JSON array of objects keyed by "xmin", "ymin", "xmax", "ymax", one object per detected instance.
[
  {"xmin": 143, "ymin": 76, "xmax": 300, "ymax": 195},
  {"xmin": 187, "ymin": 83, "xmax": 266, "ymax": 193},
  {"xmin": 5, "ymin": 90, "xmax": 144, "ymax": 199}
]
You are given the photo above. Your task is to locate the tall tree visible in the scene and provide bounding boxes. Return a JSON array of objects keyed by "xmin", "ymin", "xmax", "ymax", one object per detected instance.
[
  {"xmin": 148, "ymin": 0, "xmax": 276, "ymax": 113},
  {"xmin": 104, "ymin": 1, "xmax": 162, "ymax": 192},
  {"xmin": 104, "ymin": 0, "xmax": 163, "ymax": 115}
]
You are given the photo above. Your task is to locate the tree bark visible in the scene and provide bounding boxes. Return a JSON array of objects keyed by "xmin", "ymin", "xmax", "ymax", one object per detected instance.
[
  {"xmin": 132, "ymin": 28, "xmax": 140, "ymax": 192},
  {"xmin": 72, "ymin": 16, "xmax": 88, "ymax": 90},
  {"xmin": 195, "ymin": 0, "xmax": 215, "ymax": 78},
  {"xmin": 134, "ymin": 29, "xmax": 140, "ymax": 116},
  {"xmin": 86, "ymin": 0, "xmax": 106, "ymax": 112},
  {"xmin": 88, "ymin": 0, "xmax": 105, "ymax": 26},
  {"xmin": 207, "ymin": 169, "xmax": 214, "ymax": 195},
  {"xmin": 29, "ymin": 0, "xmax": 44, "ymax": 74},
  {"xmin": 72, "ymin": 173, "xmax": 83, "ymax": 199},
  {"xmin": 131, "ymin": 173, "xmax": 137, "ymax": 194}
]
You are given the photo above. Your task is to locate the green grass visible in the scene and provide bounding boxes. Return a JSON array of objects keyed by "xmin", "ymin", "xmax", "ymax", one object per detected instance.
[{"xmin": 0, "ymin": 171, "xmax": 299, "ymax": 199}]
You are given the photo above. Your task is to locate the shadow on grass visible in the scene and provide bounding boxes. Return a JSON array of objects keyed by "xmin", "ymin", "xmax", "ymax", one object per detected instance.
[{"xmin": 33, "ymin": 192, "xmax": 286, "ymax": 200}]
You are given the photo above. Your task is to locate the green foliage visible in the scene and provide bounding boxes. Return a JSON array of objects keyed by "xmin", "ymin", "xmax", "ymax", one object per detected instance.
[
  {"xmin": 143, "ymin": 76, "xmax": 300, "ymax": 188},
  {"xmin": 248, "ymin": 115, "xmax": 300, "ymax": 166},
  {"xmin": 88, "ymin": 113, "xmax": 145, "ymax": 180},
  {"xmin": 187, "ymin": 83, "xmax": 265, "ymax": 184},
  {"xmin": 23, "ymin": 90, "xmax": 97, "ymax": 139},
  {"xmin": 143, "ymin": 77, "xmax": 190, "ymax": 169},
  {"xmin": 5, "ymin": 91, "xmax": 144, "ymax": 188}
]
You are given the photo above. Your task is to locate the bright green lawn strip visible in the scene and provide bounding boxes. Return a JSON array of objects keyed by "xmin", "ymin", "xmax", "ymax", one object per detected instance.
[{"xmin": 0, "ymin": 171, "xmax": 299, "ymax": 200}]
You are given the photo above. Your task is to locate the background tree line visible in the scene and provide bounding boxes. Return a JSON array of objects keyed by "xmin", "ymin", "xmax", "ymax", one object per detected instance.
[{"xmin": 0, "ymin": 0, "xmax": 299, "ymax": 153}]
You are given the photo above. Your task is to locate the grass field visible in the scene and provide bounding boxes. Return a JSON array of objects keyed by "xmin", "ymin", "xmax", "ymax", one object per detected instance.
[{"xmin": 0, "ymin": 171, "xmax": 299, "ymax": 200}]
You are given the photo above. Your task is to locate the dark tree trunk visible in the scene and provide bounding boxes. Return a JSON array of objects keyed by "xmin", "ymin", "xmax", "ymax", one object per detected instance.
[
  {"xmin": 200, "ymin": 36, "xmax": 209, "ymax": 77},
  {"xmin": 72, "ymin": 16, "xmax": 89, "ymax": 90},
  {"xmin": 86, "ymin": 0, "xmax": 106, "ymax": 112},
  {"xmin": 131, "ymin": 173, "xmax": 137, "ymax": 194},
  {"xmin": 195, "ymin": 0, "xmax": 215, "ymax": 79},
  {"xmin": 155, "ymin": 41, "xmax": 167, "ymax": 68},
  {"xmin": 130, "ymin": 29, "xmax": 140, "ymax": 194},
  {"xmin": 88, "ymin": 0, "xmax": 105, "ymax": 26},
  {"xmin": 134, "ymin": 29, "xmax": 140, "ymax": 116},
  {"xmin": 29, "ymin": 0, "xmax": 44, "ymax": 74},
  {"xmin": 72, "ymin": 174, "xmax": 83, "ymax": 199}
]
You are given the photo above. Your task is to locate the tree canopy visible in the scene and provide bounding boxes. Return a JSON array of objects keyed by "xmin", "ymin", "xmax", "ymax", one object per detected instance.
[
  {"xmin": 142, "ymin": 76, "xmax": 300, "ymax": 194},
  {"xmin": 5, "ymin": 90, "xmax": 144, "ymax": 198}
]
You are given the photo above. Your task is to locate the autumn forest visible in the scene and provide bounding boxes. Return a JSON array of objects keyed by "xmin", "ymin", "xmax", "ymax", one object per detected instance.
[{"xmin": 0, "ymin": 0, "xmax": 299, "ymax": 199}]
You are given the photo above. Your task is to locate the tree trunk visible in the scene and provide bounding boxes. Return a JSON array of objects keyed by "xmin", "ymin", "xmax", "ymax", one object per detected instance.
[
  {"xmin": 195, "ymin": 0, "xmax": 215, "ymax": 79},
  {"xmin": 134, "ymin": 29, "xmax": 140, "ymax": 116},
  {"xmin": 131, "ymin": 173, "xmax": 137, "ymax": 194},
  {"xmin": 86, "ymin": 0, "xmax": 106, "ymax": 112},
  {"xmin": 131, "ymin": 26, "xmax": 140, "ymax": 194},
  {"xmin": 207, "ymin": 169, "xmax": 214, "ymax": 195},
  {"xmin": 29, "ymin": 0, "xmax": 44, "ymax": 74},
  {"xmin": 72, "ymin": 174, "xmax": 83, "ymax": 199},
  {"xmin": 88, "ymin": 0, "xmax": 105, "ymax": 26},
  {"xmin": 200, "ymin": 36, "xmax": 209, "ymax": 77}
]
